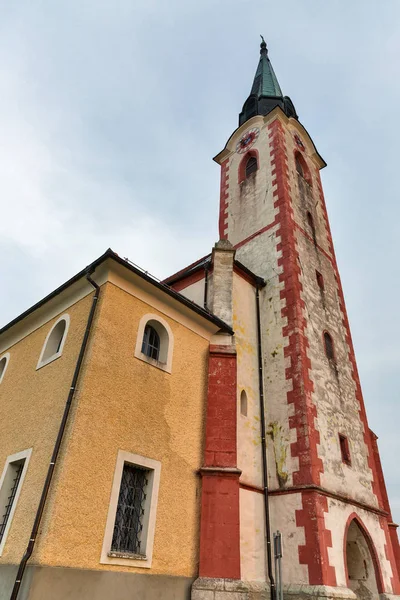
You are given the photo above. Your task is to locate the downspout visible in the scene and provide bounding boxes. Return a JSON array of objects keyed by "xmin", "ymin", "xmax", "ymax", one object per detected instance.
[
  {"xmin": 10, "ymin": 272, "xmax": 100, "ymax": 600},
  {"xmin": 256, "ymin": 284, "xmax": 276, "ymax": 600},
  {"xmin": 203, "ymin": 264, "xmax": 209, "ymax": 309}
]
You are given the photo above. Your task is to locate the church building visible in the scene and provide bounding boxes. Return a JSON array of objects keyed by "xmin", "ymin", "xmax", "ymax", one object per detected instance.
[{"xmin": 0, "ymin": 39, "xmax": 399, "ymax": 600}]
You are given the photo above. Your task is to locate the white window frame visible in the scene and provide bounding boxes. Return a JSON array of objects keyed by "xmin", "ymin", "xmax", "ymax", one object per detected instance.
[
  {"xmin": 0, "ymin": 353, "xmax": 10, "ymax": 384},
  {"xmin": 100, "ymin": 450, "xmax": 161, "ymax": 569},
  {"xmin": 0, "ymin": 448, "xmax": 32, "ymax": 556},
  {"xmin": 36, "ymin": 314, "xmax": 70, "ymax": 370},
  {"xmin": 134, "ymin": 313, "xmax": 174, "ymax": 374}
]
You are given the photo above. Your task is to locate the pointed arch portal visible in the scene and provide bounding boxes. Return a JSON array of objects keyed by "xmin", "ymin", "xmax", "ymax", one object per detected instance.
[{"xmin": 344, "ymin": 514, "xmax": 383, "ymax": 600}]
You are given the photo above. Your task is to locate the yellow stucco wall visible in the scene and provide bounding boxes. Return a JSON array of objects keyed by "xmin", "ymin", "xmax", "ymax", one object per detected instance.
[
  {"xmin": 34, "ymin": 282, "xmax": 209, "ymax": 577},
  {"xmin": 0, "ymin": 293, "xmax": 95, "ymax": 564}
]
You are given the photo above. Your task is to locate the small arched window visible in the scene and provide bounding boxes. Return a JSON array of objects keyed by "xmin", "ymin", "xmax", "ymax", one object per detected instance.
[
  {"xmin": 135, "ymin": 315, "xmax": 174, "ymax": 373},
  {"xmin": 295, "ymin": 151, "xmax": 312, "ymax": 185},
  {"xmin": 323, "ymin": 331, "xmax": 335, "ymax": 361},
  {"xmin": 307, "ymin": 211, "xmax": 316, "ymax": 241},
  {"xmin": 141, "ymin": 325, "xmax": 160, "ymax": 361},
  {"xmin": 245, "ymin": 156, "xmax": 258, "ymax": 178},
  {"xmin": 0, "ymin": 353, "xmax": 10, "ymax": 384},
  {"xmin": 295, "ymin": 155, "xmax": 304, "ymax": 177},
  {"xmin": 240, "ymin": 390, "xmax": 248, "ymax": 416},
  {"xmin": 37, "ymin": 315, "xmax": 69, "ymax": 369}
]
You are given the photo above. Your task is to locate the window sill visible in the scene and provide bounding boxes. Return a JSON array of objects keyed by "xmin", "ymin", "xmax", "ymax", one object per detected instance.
[
  {"xmin": 36, "ymin": 352, "xmax": 62, "ymax": 371},
  {"xmin": 108, "ymin": 551, "xmax": 147, "ymax": 561},
  {"xmin": 135, "ymin": 352, "xmax": 171, "ymax": 374}
]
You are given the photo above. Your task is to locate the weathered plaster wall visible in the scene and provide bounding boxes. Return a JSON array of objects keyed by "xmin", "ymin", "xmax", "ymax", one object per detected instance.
[
  {"xmin": 234, "ymin": 274, "xmax": 262, "ymax": 488},
  {"xmin": 175, "ymin": 279, "xmax": 205, "ymax": 307},
  {"xmin": 269, "ymin": 493, "xmax": 308, "ymax": 584},
  {"xmin": 284, "ymin": 125, "xmax": 376, "ymax": 506},
  {"xmin": 0, "ymin": 294, "xmax": 95, "ymax": 565},
  {"xmin": 239, "ymin": 488, "xmax": 266, "ymax": 582},
  {"xmin": 36, "ymin": 282, "xmax": 209, "ymax": 578},
  {"xmin": 221, "ymin": 116, "xmax": 277, "ymax": 248}
]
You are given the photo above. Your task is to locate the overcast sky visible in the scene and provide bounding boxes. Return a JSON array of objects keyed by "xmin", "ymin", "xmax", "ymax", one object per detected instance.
[{"xmin": 1, "ymin": 2, "xmax": 399, "ymax": 526}]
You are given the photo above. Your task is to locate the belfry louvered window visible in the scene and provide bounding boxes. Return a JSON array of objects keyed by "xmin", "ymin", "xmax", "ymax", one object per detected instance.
[
  {"xmin": 0, "ymin": 460, "xmax": 25, "ymax": 544},
  {"xmin": 111, "ymin": 464, "xmax": 149, "ymax": 556},
  {"xmin": 141, "ymin": 325, "xmax": 160, "ymax": 361},
  {"xmin": 245, "ymin": 155, "xmax": 257, "ymax": 178}
]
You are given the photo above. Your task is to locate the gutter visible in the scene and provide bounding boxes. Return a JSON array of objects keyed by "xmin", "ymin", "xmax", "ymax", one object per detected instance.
[
  {"xmin": 9, "ymin": 272, "xmax": 100, "ymax": 600},
  {"xmin": 256, "ymin": 284, "xmax": 276, "ymax": 600}
]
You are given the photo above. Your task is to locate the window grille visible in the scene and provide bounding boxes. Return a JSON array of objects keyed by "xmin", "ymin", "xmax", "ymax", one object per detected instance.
[
  {"xmin": 0, "ymin": 461, "xmax": 24, "ymax": 544},
  {"xmin": 111, "ymin": 464, "xmax": 149, "ymax": 555},
  {"xmin": 245, "ymin": 156, "xmax": 257, "ymax": 178},
  {"xmin": 141, "ymin": 325, "xmax": 160, "ymax": 361}
]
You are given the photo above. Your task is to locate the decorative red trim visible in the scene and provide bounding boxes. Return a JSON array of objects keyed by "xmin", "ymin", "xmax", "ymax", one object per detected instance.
[
  {"xmin": 268, "ymin": 118, "xmax": 334, "ymax": 585},
  {"xmin": 198, "ymin": 343, "xmax": 241, "ymax": 579},
  {"xmin": 296, "ymin": 492, "xmax": 336, "ymax": 586},
  {"xmin": 239, "ymin": 482, "xmax": 264, "ymax": 495},
  {"xmin": 269, "ymin": 485, "xmax": 388, "ymax": 517},
  {"xmin": 163, "ymin": 253, "xmax": 211, "ymax": 285},
  {"xmin": 343, "ymin": 512, "xmax": 384, "ymax": 593},
  {"xmin": 219, "ymin": 159, "xmax": 230, "ymax": 239},
  {"xmin": 238, "ymin": 149, "xmax": 260, "ymax": 184},
  {"xmin": 233, "ymin": 219, "xmax": 279, "ymax": 250}
]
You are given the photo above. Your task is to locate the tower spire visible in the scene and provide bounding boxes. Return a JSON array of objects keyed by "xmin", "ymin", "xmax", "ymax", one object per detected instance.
[{"xmin": 239, "ymin": 38, "xmax": 298, "ymax": 126}]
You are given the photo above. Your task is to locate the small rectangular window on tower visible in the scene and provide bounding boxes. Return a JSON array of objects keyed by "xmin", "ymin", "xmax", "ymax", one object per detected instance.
[
  {"xmin": 339, "ymin": 434, "xmax": 351, "ymax": 466},
  {"xmin": 316, "ymin": 270, "xmax": 324, "ymax": 290}
]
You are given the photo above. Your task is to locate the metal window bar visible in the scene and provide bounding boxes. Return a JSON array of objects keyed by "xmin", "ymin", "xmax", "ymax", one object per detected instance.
[
  {"xmin": 111, "ymin": 464, "xmax": 148, "ymax": 555},
  {"xmin": 141, "ymin": 325, "xmax": 160, "ymax": 361},
  {"xmin": 0, "ymin": 461, "xmax": 24, "ymax": 543},
  {"xmin": 245, "ymin": 156, "xmax": 257, "ymax": 177}
]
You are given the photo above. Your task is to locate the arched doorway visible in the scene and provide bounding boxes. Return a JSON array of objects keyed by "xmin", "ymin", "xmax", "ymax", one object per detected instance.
[{"xmin": 345, "ymin": 516, "xmax": 383, "ymax": 600}]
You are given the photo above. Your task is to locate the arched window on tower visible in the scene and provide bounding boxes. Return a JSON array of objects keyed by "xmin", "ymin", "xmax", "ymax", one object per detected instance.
[
  {"xmin": 295, "ymin": 155, "xmax": 304, "ymax": 178},
  {"xmin": 245, "ymin": 155, "xmax": 258, "ymax": 178},
  {"xmin": 294, "ymin": 151, "xmax": 312, "ymax": 186},
  {"xmin": 141, "ymin": 324, "xmax": 161, "ymax": 361},
  {"xmin": 307, "ymin": 211, "xmax": 316, "ymax": 242},
  {"xmin": 240, "ymin": 390, "xmax": 248, "ymax": 416},
  {"xmin": 323, "ymin": 331, "xmax": 335, "ymax": 361}
]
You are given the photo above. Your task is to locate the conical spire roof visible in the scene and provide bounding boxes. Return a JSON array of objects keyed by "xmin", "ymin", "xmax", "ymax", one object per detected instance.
[
  {"xmin": 239, "ymin": 37, "xmax": 298, "ymax": 127},
  {"xmin": 250, "ymin": 36, "xmax": 283, "ymax": 98}
]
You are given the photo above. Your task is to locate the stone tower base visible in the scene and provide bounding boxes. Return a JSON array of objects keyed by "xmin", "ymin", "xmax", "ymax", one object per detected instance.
[{"xmin": 192, "ymin": 578, "xmax": 400, "ymax": 600}]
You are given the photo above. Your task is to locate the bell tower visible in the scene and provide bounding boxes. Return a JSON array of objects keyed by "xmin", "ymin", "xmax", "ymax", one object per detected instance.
[{"xmin": 212, "ymin": 39, "xmax": 400, "ymax": 600}]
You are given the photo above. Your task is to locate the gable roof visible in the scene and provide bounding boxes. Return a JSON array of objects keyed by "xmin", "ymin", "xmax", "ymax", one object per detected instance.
[{"xmin": 0, "ymin": 249, "xmax": 234, "ymax": 337}]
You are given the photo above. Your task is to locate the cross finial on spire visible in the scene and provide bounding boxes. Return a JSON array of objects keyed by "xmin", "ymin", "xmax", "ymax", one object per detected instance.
[{"xmin": 260, "ymin": 35, "xmax": 267, "ymax": 53}]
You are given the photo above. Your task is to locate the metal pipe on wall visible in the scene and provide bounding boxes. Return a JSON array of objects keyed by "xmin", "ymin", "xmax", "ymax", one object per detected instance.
[
  {"xmin": 256, "ymin": 284, "xmax": 276, "ymax": 600},
  {"xmin": 10, "ymin": 272, "xmax": 100, "ymax": 600}
]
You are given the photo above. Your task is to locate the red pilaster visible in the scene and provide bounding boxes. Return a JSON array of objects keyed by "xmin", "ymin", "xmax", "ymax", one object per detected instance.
[{"xmin": 198, "ymin": 343, "xmax": 241, "ymax": 580}]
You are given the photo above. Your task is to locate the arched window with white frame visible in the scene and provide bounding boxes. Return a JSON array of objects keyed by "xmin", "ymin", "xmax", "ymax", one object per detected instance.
[
  {"xmin": 134, "ymin": 314, "xmax": 174, "ymax": 373},
  {"xmin": 37, "ymin": 314, "xmax": 70, "ymax": 369},
  {"xmin": 0, "ymin": 353, "xmax": 10, "ymax": 384}
]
